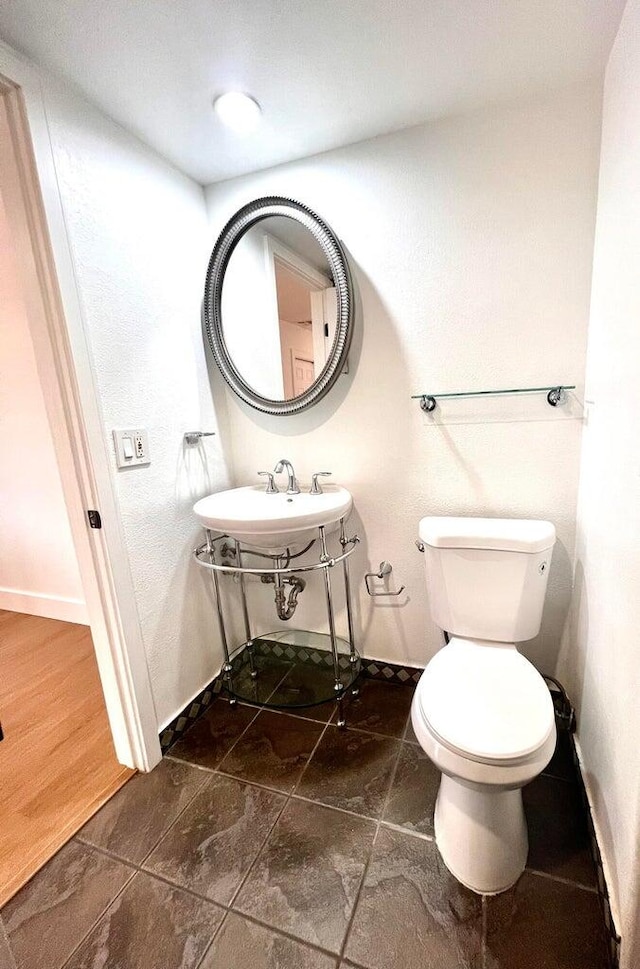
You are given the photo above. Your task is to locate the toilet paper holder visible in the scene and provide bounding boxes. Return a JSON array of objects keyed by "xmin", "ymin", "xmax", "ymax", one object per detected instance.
[{"xmin": 365, "ymin": 561, "xmax": 406, "ymax": 597}]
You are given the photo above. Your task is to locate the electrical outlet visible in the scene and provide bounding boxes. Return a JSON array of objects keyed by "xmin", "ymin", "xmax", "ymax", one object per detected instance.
[
  {"xmin": 134, "ymin": 432, "xmax": 145, "ymax": 460},
  {"xmin": 113, "ymin": 428, "xmax": 150, "ymax": 468}
]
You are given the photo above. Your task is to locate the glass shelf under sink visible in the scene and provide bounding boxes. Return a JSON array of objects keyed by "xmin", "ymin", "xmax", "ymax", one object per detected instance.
[{"xmin": 223, "ymin": 629, "xmax": 361, "ymax": 708}]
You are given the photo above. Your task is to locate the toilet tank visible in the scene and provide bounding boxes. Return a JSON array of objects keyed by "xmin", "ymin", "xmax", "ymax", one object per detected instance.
[{"xmin": 419, "ymin": 517, "xmax": 556, "ymax": 642}]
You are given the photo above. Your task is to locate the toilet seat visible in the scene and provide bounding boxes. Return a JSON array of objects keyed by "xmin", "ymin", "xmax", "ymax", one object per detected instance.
[{"xmin": 416, "ymin": 637, "xmax": 555, "ymax": 766}]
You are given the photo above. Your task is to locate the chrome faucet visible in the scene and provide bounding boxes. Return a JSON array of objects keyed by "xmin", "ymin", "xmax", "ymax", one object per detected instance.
[{"xmin": 274, "ymin": 458, "xmax": 300, "ymax": 495}]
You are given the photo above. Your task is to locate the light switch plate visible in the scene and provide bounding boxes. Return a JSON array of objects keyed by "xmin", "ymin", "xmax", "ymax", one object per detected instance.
[{"xmin": 112, "ymin": 428, "xmax": 150, "ymax": 468}]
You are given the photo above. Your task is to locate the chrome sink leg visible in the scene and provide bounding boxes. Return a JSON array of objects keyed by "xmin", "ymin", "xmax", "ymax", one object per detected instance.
[
  {"xmin": 235, "ymin": 540, "xmax": 257, "ymax": 679},
  {"xmin": 320, "ymin": 525, "xmax": 344, "ymax": 725},
  {"xmin": 207, "ymin": 529, "xmax": 234, "ymax": 698},
  {"xmin": 339, "ymin": 517, "xmax": 357, "ymax": 666},
  {"xmin": 339, "ymin": 518, "xmax": 360, "ymax": 706}
]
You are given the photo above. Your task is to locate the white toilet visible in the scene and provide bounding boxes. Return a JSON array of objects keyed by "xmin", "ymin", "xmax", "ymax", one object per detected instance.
[{"xmin": 411, "ymin": 516, "xmax": 557, "ymax": 895}]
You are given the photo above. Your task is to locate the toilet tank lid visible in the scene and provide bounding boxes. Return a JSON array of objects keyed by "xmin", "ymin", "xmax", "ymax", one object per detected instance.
[{"xmin": 418, "ymin": 517, "xmax": 556, "ymax": 553}]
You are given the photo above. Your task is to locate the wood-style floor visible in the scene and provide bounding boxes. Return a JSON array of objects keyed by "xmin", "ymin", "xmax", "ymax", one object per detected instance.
[{"xmin": 0, "ymin": 610, "xmax": 134, "ymax": 905}]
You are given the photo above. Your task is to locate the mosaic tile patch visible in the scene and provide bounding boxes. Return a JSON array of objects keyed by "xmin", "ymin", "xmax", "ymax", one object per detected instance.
[{"xmin": 159, "ymin": 681, "xmax": 224, "ymax": 753}]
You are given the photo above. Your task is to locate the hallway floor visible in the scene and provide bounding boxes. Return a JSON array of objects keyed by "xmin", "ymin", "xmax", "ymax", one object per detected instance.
[
  {"xmin": 0, "ymin": 676, "xmax": 608, "ymax": 969},
  {"xmin": 0, "ymin": 610, "xmax": 133, "ymax": 906}
]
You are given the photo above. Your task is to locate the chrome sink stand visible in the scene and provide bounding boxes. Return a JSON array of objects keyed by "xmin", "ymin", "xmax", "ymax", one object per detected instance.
[{"xmin": 194, "ymin": 518, "xmax": 360, "ymax": 727}]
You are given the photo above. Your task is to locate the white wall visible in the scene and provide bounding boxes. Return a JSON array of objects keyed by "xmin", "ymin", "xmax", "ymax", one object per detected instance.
[
  {"xmin": 557, "ymin": 2, "xmax": 640, "ymax": 963},
  {"xmin": 0, "ymin": 188, "xmax": 86, "ymax": 624},
  {"xmin": 41, "ymin": 80, "xmax": 232, "ymax": 727},
  {"xmin": 221, "ymin": 226, "xmax": 284, "ymax": 398},
  {"xmin": 205, "ymin": 84, "xmax": 601, "ymax": 677}
]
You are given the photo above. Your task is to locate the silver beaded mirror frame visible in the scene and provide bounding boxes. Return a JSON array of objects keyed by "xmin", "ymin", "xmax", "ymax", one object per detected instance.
[{"xmin": 203, "ymin": 196, "xmax": 354, "ymax": 415}]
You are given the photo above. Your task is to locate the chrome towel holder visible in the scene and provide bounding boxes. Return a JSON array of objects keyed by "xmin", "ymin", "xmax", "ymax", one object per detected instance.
[
  {"xmin": 184, "ymin": 430, "xmax": 216, "ymax": 446},
  {"xmin": 365, "ymin": 561, "xmax": 406, "ymax": 597}
]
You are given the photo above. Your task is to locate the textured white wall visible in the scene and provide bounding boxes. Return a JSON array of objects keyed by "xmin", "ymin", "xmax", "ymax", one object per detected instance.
[
  {"xmin": 0, "ymin": 189, "xmax": 86, "ymax": 623},
  {"xmin": 42, "ymin": 81, "xmax": 232, "ymax": 727},
  {"xmin": 205, "ymin": 84, "xmax": 601, "ymax": 677},
  {"xmin": 557, "ymin": 1, "xmax": 640, "ymax": 962}
]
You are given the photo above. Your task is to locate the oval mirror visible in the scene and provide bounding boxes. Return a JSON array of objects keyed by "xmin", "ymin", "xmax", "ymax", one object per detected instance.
[{"xmin": 204, "ymin": 197, "xmax": 353, "ymax": 415}]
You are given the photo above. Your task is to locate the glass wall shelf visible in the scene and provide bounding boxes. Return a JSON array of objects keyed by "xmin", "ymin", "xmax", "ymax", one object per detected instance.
[{"xmin": 411, "ymin": 385, "xmax": 582, "ymax": 425}]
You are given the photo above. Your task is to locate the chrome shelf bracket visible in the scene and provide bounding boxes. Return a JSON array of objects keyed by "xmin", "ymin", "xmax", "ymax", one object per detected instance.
[
  {"xmin": 419, "ymin": 395, "xmax": 437, "ymax": 413},
  {"xmin": 546, "ymin": 386, "xmax": 567, "ymax": 407}
]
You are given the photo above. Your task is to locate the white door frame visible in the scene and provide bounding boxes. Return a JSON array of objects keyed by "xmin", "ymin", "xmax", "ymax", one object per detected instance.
[{"xmin": 0, "ymin": 41, "xmax": 161, "ymax": 771}]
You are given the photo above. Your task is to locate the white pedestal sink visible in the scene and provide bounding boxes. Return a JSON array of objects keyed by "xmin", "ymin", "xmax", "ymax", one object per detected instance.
[{"xmin": 193, "ymin": 484, "xmax": 353, "ymax": 553}]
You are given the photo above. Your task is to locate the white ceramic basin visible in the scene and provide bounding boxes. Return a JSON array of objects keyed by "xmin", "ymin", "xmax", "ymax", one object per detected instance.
[{"xmin": 193, "ymin": 484, "xmax": 353, "ymax": 552}]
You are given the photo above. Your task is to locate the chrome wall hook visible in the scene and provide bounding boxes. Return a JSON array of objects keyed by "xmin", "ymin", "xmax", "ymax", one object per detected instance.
[{"xmin": 365, "ymin": 561, "xmax": 406, "ymax": 597}]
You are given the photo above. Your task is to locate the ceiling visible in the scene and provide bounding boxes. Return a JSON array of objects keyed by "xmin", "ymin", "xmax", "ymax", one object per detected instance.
[{"xmin": 0, "ymin": 0, "xmax": 625, "ymax": 185}]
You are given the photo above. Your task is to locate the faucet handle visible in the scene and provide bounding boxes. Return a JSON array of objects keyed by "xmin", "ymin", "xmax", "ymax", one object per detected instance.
[
  {"xmin": 310, "ymin": 472, "xmax": 332, "ymax": 495},
  {"xmin": 258, "ymin": 471, "xmax": 279, "ymax": 494}
]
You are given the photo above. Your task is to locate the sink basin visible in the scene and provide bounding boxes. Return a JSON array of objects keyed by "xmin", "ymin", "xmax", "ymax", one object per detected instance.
[{"xmin": 193, "ymin": 484, "xmax": 353, "ymax": 553}]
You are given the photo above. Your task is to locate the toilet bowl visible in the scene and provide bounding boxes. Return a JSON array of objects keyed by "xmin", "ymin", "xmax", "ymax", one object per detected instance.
[{"xmin": 412, "ymin": 517, "xmax": 557, "ymax": 894}]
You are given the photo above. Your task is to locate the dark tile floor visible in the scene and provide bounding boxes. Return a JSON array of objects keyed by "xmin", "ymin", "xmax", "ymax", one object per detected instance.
[{"xmin": 0, "ymin": 679, "xmax": 609, "ymax": 969}]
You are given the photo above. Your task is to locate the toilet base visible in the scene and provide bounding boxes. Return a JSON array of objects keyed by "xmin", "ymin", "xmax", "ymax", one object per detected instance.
[{"xmin": 434, "ymin": 773, "xmax": 528, "ymax": 895}]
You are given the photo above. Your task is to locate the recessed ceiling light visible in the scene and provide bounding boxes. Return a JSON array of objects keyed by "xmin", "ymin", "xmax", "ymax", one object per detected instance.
[{"xmin": 213, "ymin": 92, "xmax": 262, "ymax": 133}]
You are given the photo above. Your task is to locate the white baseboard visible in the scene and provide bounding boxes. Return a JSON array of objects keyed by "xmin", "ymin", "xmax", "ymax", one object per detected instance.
[
  {"xmin": 573, "ymin": 736, "xmax": 621, "ymax": 935},
  {"xmin": 0, "ymin": 588, "xmax": 89, "ymax": 625}
]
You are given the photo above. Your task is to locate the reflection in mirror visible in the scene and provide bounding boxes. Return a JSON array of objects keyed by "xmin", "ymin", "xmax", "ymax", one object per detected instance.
[{"xmin": 221, "ymin": 216, "xmax": 338, "ymax": 401}]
